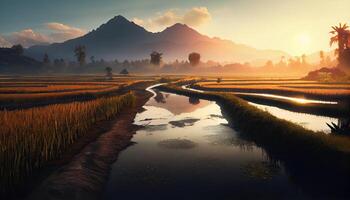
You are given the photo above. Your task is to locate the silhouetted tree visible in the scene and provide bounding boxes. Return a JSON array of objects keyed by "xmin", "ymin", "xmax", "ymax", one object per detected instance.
[
  {"xmin": 105, "ymin": 67, "xmax": 113, "ymax": 80},
  {"xmin": 150, "ymin": 51, "xmax": 162, "ymax": 65},
  {"xmin": 120, "ymin": 68, "xmax": 129, "ymax": 75},
  {"xmin": 217, "ymin": 77, "xmax": 222, "ymax": 83},
  {"xmin": 74, "ymin": 45, "xmax": 86, "ymax": 66},
  {"xmin": 11, "ymin": 44, "xmax": 23, "ymax": 55},
  {"xmin": 188, "ymin": 52, "xmax": 201, "ymax": 66},
  {"xmin": 43, "ymin": 53, "xmax": 50, "ymax": 65},
  {"xmin": 90, "ymin": 56, "xmax": 95, "ymax": 63},
  {"xmin": 330, "ymin": 23, "xmax": 349, "ymax": 62}
]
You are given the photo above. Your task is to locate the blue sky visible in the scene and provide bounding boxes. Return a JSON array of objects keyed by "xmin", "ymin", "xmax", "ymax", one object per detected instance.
[{"xmin": 0, "ymin": 0, "xmax": 349, "ymax": 55}]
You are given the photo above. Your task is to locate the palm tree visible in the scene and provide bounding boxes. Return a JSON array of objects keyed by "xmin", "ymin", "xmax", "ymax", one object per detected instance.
[{"xmin": 330, "ymin": 23, "xmax": 350, "ymax": 61}]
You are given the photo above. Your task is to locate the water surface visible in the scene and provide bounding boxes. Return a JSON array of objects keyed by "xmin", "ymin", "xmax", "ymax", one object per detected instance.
[
  {"xmin": 183, "ymin": 85, "xmax": 339, "ymax": 133},
  {"xmin": 103, "ymin": 88, "xmax": 312, "ymax": 199}
]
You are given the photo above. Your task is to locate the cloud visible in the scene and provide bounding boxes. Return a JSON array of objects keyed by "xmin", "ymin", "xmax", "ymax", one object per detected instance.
[
  {"xmin": 133, "ymin": 7, "xmax": 211, "ymax": 31},
  {"xmin": 46, "ymin": 23, "xmax": 86, "ymax": 42},
  {"xmin": 132, "ymin": 17, "xmax": 145, "ymax": 27},
  {"xmin": 6, "ymin": 29, "xmax": 50, "ymax": 47},
  {"xmin": 0, "ymin": 35, "xmax": 11, "ymax": 47},
  {"xmin": 1, "ymin": 23, "xmax": 86, "ymax": 48},
  {"xmin": 183, "ymin": 7, "xmax": 211, "ymax": 27}
]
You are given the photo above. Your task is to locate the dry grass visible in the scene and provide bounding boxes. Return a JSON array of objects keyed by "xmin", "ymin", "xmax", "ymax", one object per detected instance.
[
  {"xmin": 0, "ymin": 77, "xmax": 144, "ymax": 109},
  {"xmin": 0, "ymin": 84, "xmax": 115, "ymax": 94},
  {"xmin": 0, "ymin": 92, "xmax": 135, "ymax": 188}
]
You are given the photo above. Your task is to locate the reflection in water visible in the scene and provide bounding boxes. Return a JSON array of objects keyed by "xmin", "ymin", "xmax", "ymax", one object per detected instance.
[
  {"xmin": 189, "ymin": 96, "xmax": 200, "ymax": 105},
  {"xmin": 235, "ymin": 92, "xmax": 338, "ymax": 104},
  {"xmin": 158, "ymin": 139, "xmax": 197, "ymax": 149},
  {"xmin": 249, "ymin": 102, "xmax": 338, "ymax": 133},
  {"xmin": 147, "ymin": 89, "xmax": 210, "ymax": 115},
  {"xmin": 169, "ymin": 118, "xmax": 200, "ymax": 127},
  {"xmin": 103, "ymin": 91, "xmax": 316, "ymax": 199},
  {"xmin": 182, "ymin": 85, "xmax": 340, "ymax": 133}
]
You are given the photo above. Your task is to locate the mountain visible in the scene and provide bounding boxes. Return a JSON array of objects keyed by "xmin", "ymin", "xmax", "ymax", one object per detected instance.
[
  {"xmin": 25, "ymin": 15, "xmax": 289, "ymax": 64},
  {"xmin": 0, "ymin": 48, "xmax": 42, "ymax": 74}
]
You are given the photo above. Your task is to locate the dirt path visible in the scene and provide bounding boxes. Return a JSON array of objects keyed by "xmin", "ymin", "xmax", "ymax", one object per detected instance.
[{"xmin": 27, "ymin": 89, "xmax": 152, "ymax": 200}]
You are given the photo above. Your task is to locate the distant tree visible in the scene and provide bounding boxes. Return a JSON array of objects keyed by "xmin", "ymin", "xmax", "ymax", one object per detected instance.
[
  {"xmin": 105, "ymin": 67, "xmax": 113, "ymax": 80},
  {"xmin": 74, "ymin": 45, "xmax": 86, "ymax": 66},
  {"xmin": 320, "ymin": 51, "xmax": 325, "ymax": 66},
  {"xmin": 150, "ymin": 51, "xmax": 162, "ymax": 65},
  {"xmin": 54, "ymin": 59, "xmax": 60, "ymax": 67},
  {"xmin": 122, "ymin": 60, "xmax": 129, "ymax": 68},
  {"xmin": 301, "ymin": 54, "xmax": 307, "ymax": 65},
  {"xmin": 90, "ymin": 56, "xmax": 95, "ymax": 63},
  {"xmin": 265, "ymin": 60, "xmax": 274, "ymax": 68},
  {"xmin": 11, "ymin": 44, "xmax": 24, "ymax": 55},
  {"xmin": 188, "ymin": 52, "xmax": 201, "ymax": 66},
  {"xmin": 217, "ymin": 77, "xmax": 222, "ymax": 83},
  {"xmin": 43, "ymin": 53, "xmax": 50, "ymax": 66},
  {"xmin": 120, "ymin": 68, "xmax": 129, "ymax": 75}
]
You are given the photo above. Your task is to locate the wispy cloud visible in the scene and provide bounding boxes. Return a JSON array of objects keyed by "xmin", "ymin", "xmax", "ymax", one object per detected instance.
[
  {"xmin": 1, "ymin": 23, "xmax": 86, "ymax": 48},
  {"xmin": 46, "ymin": 22, "xmax": 86, "ymax": 42},
  {"xmin": 133, "ymin": 7, "xmax": 211, "ymax": 31}
]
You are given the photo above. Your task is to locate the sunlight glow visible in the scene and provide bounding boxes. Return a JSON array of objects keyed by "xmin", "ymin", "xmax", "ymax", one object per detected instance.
[{"xmin": 297, "ymin": 34, "xmax": 311, "ymax": 46}]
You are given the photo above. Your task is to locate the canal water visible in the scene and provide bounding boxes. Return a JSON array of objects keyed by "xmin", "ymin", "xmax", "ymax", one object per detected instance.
[
  {"xmin": 103, "ymin": 87, "xmax": 313, "ymax": 199},
  {"xmin": 182, "ymin": 85, "xmax": 338, "ymax": 133}
]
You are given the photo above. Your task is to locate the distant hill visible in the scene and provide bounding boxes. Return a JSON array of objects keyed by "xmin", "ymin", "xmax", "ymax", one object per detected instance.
[
  {"xmin": 0, "ymin": 48, "xmax": 42, "ymax": 74},
  {"xmin": 26, "ymin": 15, "xmax": 289, "ymax": 64}
]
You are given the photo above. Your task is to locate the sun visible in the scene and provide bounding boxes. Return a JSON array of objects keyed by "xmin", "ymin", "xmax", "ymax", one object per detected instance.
[{"xmin": 296, "ymin": 33, "xmax": 311, "ymax": 47}]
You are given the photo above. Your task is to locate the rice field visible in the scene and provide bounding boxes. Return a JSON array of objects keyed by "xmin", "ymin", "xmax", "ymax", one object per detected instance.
[
  {"xmin": 0, "ymin": 92, "xmax": 135, "ymax": 190},
  {"xmin": 193, "ymin": 78, "xmax": 350, "ymax": 97},
  {"xmin": 0, "ymin": 75, "xmax": 157, "ymax": 195},
  {"xmin": 0, "ymin": 75, "xmax": 155, "ymax": 110}
]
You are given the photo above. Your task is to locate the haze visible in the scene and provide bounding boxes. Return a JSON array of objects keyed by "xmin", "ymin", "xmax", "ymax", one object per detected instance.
[{"xmin": 1, "ymin": 0, "xmax": 349, "ymax": 56}]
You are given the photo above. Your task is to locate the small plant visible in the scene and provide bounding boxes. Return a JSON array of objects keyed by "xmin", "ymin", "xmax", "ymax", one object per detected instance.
[{"xmin": 327, "ymin": 120, "xmax": 350, "ymax": 135}]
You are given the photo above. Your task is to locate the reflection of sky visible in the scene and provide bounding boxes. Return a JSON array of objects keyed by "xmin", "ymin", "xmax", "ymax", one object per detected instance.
[
  {"xmin": 146, "ymin": 91, "xmax": 211, "ymax": 115},
  {"xmin": 249, "ymin": 102, "xmax": 337, "ymax": 133},
  {"xmin": 183, "ymin": 86, "xmax": 337, "ymax": 133},
  {"xmin": 103, "ymin": 90, "xmax": 310, "ymax": 199},
  {"xmin": 236, "ymin": 92, "xmax": 337, "ymax": 104}
]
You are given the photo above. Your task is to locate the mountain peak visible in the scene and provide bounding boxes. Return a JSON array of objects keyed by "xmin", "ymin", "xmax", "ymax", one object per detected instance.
[
  {"xmin": 159, "ymin": 23, "xmax": 203, "ymax": 40},
  {"xmin": 165, "ymin": 23, "xmax": 190, "ymax": 31},
  {"xmin": 106, "ymin": 15, "xmax": 130, "ymax": 25}
]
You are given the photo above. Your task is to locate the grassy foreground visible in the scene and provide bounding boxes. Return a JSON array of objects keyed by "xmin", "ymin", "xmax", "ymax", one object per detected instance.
[
  {"xmin": 157, "ymin": 84, "xmax": 350, "ymax": 166},
  {"xmin": 0, "ymin": 92, "xmax": 135, "ymax": 190}
]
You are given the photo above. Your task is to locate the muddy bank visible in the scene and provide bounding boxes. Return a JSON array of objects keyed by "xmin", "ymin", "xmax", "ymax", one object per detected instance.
[{"xmin": 27, "ymin": 89, "xmax": 152, "ymax": 200}]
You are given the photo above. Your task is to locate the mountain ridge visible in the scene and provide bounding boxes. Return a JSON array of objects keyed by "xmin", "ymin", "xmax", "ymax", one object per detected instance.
[{"xmin": 25, "ymin": 15, "xmax": 289, "ymax": 64}]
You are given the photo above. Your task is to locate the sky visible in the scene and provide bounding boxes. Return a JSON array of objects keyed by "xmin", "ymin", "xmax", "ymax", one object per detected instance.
[{"xmin": 0, "ymin": 0, "xmax": 349, "ymax": 56}]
